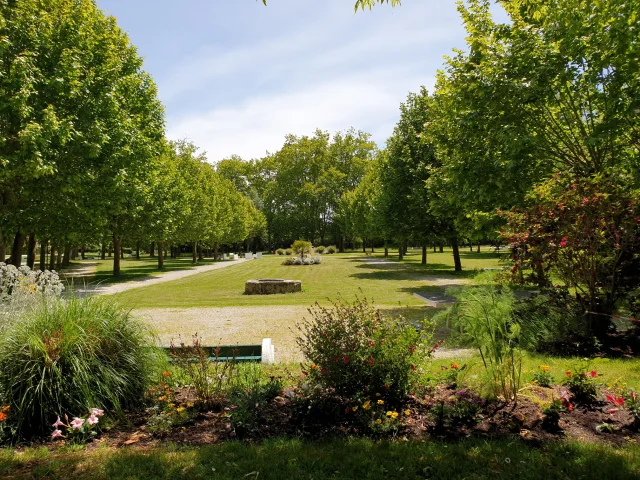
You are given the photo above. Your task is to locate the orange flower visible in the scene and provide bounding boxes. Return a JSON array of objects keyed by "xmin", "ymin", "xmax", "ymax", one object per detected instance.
[
  {"xmin": 451, "ymin": 363, "xmax": 459, "ymax": 369},
  {"xmin": 0, "ymin": 412, "xmax": 6, "ymax": 422},
  {"xmin": 162, "ymin": 371, "xmax": 171, "ymax": 378}
]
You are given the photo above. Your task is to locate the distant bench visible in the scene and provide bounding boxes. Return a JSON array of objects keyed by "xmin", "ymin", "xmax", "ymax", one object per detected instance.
[{"xmin": 160, "ymin": 338, "xmax": 275, "ymax": 364}]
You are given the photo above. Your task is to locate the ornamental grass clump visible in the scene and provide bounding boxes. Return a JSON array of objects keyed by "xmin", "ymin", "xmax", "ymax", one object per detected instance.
[
  {"xmin": 296, "ymin": 297, "xmax": 427, "ymax": 404},
  {"xmin": 0, "ymin": 296, "xmax": 160, "ymax": 440}
]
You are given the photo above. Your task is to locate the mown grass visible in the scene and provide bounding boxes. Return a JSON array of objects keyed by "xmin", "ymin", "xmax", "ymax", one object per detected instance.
[
  {"xmin": 112, "ymin": 249, "xmax": 505, "ymax": 309},
  {"xmin": 1, "ymin": 437, "xmax": 639, "ymax": 479}
]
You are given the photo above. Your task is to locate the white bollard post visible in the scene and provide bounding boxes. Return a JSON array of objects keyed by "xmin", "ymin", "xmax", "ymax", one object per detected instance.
[{"xmin": 261, "ymin": 338, "xmax": 275, "ymax": 364}]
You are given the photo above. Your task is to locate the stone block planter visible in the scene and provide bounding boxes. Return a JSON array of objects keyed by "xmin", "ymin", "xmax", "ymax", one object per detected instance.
[{"xmin": 245, "ymin": 278, "xmax": 302, "ymax": 295}]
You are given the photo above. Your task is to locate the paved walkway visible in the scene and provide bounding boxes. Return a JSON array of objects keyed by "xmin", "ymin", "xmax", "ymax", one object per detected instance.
[{"xmin": 75, "ymin": 258, "xmax": 248, "ymax": 296}]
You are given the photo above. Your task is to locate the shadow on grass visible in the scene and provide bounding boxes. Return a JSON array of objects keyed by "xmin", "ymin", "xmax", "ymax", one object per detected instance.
[{"xmin": 44, "ymin": 437, "xmax": 640, "ymax": 480}]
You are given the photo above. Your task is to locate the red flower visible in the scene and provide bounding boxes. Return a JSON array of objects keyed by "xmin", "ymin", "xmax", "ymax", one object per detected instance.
[
  {"xmin": 588, "ymin": 370, "xmax": 597, "ymax": 378},
  {"xmin": 567, "ymin": 403, "xmax": 574, "ymax": 411},
  {"xmin": 411, "ymin": 365, "xmax": 417, "ymax": 371},
  {"xmin": 320, "ymin": 367, "xmax": 327, "ymax": 374},
  {"xmin": 559, "ymin": 236, "xmax": 568, "ymax": 248},
  {"xmin": 369, "ymin": 357, "xmax": 375, "ymax": 367},
  {"xmin": 343, "ymin": 355, "xmax": 349, "ymax": 364},
  {"xmin": 565, "ymin": 371, "xmax": 572, "ymax": 377},
  {"xmin": 369, "ymin": 340, "xmax": 375, "ymax": 347}
]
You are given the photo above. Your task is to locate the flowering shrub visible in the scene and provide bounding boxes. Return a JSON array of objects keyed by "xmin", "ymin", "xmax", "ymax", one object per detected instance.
[
  {"xmin": 500, "ymin": 174, "xmax": 640, "ymax": 338},
  {"xmin": 296, "ymin": 297, "xmax": 427, "ymax": 404},
  {"xmin": 145, "ymin": 376, "xmax": 194, "ymax": 435},
  {"xmin": 0, "ymin": 263, "xmax": 64, "ymax": 299},
  {"xmin": 564, "ymin": 365, "xmax": 599, "ymax": 404},
  {"xmin": 624, "ymin": 390, "xmax": 640, "ymax": 425},
  {"xmin": 532, "ymin": 365, "xmax": 553, "ymax": 388},
  {"xmin": 50, "ymin": 408, "xmax": 104, "ymax": 444}
]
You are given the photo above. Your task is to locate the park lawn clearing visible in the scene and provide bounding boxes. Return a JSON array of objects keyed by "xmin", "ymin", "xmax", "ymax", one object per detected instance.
[
  {"xmin": 113, "ymin": 250, "xmax": 502, "ymax": 309},
  {"xmin": 1, "ymin": 437, "xmax": 640, "ymax": 480}
]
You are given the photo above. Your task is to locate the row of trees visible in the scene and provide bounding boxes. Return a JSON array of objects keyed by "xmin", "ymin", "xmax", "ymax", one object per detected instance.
[{"xmin": 0, "ymin": 0, "xmax": 264, "ymax": 275}]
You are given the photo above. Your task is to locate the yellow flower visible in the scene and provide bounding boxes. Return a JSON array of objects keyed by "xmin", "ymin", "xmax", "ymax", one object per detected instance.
[
  {"xmin": 386, "ymin": 411, "xmax": 393, "ymax": 417},
  {"xmin": 540, "ymin": 365, "xmax": 550, "ymax": 372},
  {"xmin": 377, "ymin": 400, "xmax": 384, "ymax": 405},
  {"xmin": 158, "ymin": 396, "xmax": 166, "ymax": 402},
  {"xmin": 311, "ymin": 364, "xmax": 318, "ymax": 370},
  {"xmin": 352, "ymin": 406, "xmax": 358, "ymax": 412},
  {"xmin": 363, "ymin": 400, "xmax": 371, "ymax": 410},
  {"xmin": 375, "ymin": 419, "xmax": 382, "ymax": 425},
  {"xmin": 386, "ymin": 411, "xmax": 398, "ymax": 419},
  {"xmin": 404, "ymin": 409, "xmax": 411, "ymax": 416},
  {"xmin": 168, "ymin": 403, "xmax": 175, "ymax": 408},
  {"xmin": 375, "ymin": 393, "xmax": 381, "ymax": 397},
  {"xmin": 176, "ymin": 407, "xmax": 185, "ymax": 413},
  {"xmin": 186, "ymin": 402, "xmax": 194, "ymax": 408}
]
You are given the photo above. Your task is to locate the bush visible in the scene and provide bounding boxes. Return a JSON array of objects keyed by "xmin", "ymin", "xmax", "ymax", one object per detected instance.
[
  {"xmin": 325, "ymin": 245, "xmax": 337, "ymax": 254},
  {"xmin": 564, "ymin": 364, "xmax": 599, "ymax": 405},
  {"xmin": 296, "ymin": 297, "xmax": 427, "ymax": 404},
  {"xmin": 285, "ymin": 248, "xmax": 293, "ymax": 256},
  {"xmin": 0, "ymin": 263, "xmax": 64, "ymax": 300},
  {"xmin": 0, "ymin": 296, "xmax": 160, "ymax": 439},
  {"xmin": 276, "ymin": 248, "xmax": 285, "ymax": 255},
  {"xmin": 430, "ymin": 389, "xmax": 485, "ymax": 430},
  {"xmin": 282, "ymin": 256, "xmax": 321, "ymax": 266},
  {"xmin": 315, "ymin": 245, "xmax": 325, "ymax": 254}
]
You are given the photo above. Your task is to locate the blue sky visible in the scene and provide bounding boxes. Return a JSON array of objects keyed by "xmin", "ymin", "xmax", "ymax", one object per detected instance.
[{"xmin": 96, "ymin": 0, "xmax": 507, "ymax": 162}]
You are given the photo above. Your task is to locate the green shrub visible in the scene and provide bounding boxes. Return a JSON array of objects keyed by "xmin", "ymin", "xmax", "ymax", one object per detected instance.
[
  {"xmin": 325, "ymin": 245, "xmax": 337, "ymax": 254},
  {"xmin": 315, "ymin": 245, "xmax": 325, "ymax": 254},
  {"xmin": 564, "ymin": 363, "xmax": 599, "ymax": 405},
  {"xmin": 296, "ymin": 297, "xmax": 427, "ymax": 404},
  {"xmin": 285, "ymin": 248, "xmax": 293, "ymax": 256},
  {"xmin": 276, "ymin": 248, "xmax": 285, "ymax": 255},
  {"xmin": 0, "ymin": 296, "xmax": 160, "ymax": 439},
  {"xmin": 430, "ymin": 389, "xmax": 485, "ymax": 430}
]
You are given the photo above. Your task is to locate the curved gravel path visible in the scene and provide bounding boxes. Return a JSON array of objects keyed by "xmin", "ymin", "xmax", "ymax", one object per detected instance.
[{"xmin": 77, "ymin": 258, "xmax": 248, "ymax": 296}]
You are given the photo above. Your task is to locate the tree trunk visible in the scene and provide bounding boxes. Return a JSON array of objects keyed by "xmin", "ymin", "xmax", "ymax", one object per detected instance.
[
  {"xmin": 71, "ymin": 249, "xmax": 77, "ymax": 260},
  {"xmin": 158, "ymin": 241, "xmax": 164, "ymax": 270},
  {"xmin": 56, "ymin": 249, "xmax": 62, "ymax": 269},
  {"xmin": 384, "ymin": 246, "xmax": 388, "ymax": 258},
  {"xmin": 477, "ymin": 243, "xmax": 480, "ymax": 253},
  {"xmin": 150, "ymin": 241, "xmax": 155, "ymax": 257},
  {"xmin": 398, "ymin": 242, "xmax": 404, "ymax": 260},
  {"xmin": 469, "ymin": 240, "xmax": 473, "ymax": 253},
  {"xmin": 371, "ymin": 243, "xmax": 375, "ymax": 253},
  {"xmin": 101, "ymin": 243, "xmax": 106, "ymax": 260},
  {"xmin": 339, "ymin": 236, "xmax": 345, "ymax": 253},
  {"xmin": 0, "ymin": 233, "xmax": 5, "ymax": 263},
  {"xmin": 452, "ymin": 239, "xmax": 462, "ymax": 272},
  {"xmin": 49, "ymin": 245, "xmax": 56, "ymax": 270},
  {"xmin": 362, "ymin": 240, "xmax": 366, "ymax": 254},
  {"xmin": 439, "ymin": 244, "xmax": 444, "ymax": 253},
  {"xmin": 198, "ymin": 243, "xmax": 203, "ymax": 261},
  {"xmin": 404, "ymin": 241, "xmax": 409, "ymax": 255},
  {"xmin": 40, "ymin": 240, "xmax": 47, "ymax": 271},
  {"xmin": 113, "ymin": 235, "xmax": 121, "ymax": 276},
  {"xmin": 81, "ymin": 246, "xmax": 86, "ymax": 260},
  {"xmin": 433, "ymin": 244, "xmax": 437, "ymax": 253},
  {"xmin": 26, "ymin": 233, "xmax": 36, "ymax": 269},
  {"xmin": 422, "ymin": 244, "xmax": 427, "ymax": 265},
  {"xmin": 120, "ymin": 247, "xmax": 124, "ymax": 259},
  {"xmin": 9, "ymin": 231, "xmax": 25, "ymax": 267},
  {"xmin": 108, "ymin": 247, "xmax": 112, "ymax": 258},
  {"xmin": 136, "ymin": 242, "xmax": 140, "ymax": 260},
  {"xmin": 192, "ymin": 241, "xmax": 198, "ymax": 263},
  {"xmin": 63, "ymin": 245, "xmax": 71, "ymax": 267}
]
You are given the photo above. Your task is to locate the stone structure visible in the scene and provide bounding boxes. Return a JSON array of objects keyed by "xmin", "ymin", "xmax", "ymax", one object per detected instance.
[{"xmin": 245, "ymin": 278, "xmax": 302, "ymax": 295}]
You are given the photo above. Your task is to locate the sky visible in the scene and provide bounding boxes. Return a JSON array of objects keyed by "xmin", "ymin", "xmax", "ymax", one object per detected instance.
[{"xmin": 96, "ymin": 0, "xmax": 508, "ymax": 163}]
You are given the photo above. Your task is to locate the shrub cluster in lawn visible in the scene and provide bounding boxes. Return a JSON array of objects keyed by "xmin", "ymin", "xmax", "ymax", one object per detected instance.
[
  {"xmin": 0, "ymin": 296, "xmax": 160, "ymax": 440},
  {"xmin": 325, "ymin": 245, "xmax": 337, "ymax": 254},
  {"xmin": 282, "ymin": 256, "xmax": 322, "ymax": 265},
  {"xmin": 285, "ymin": 248, "xmax": 293, "ymax": 255},
  {"xmin": 0, "ymin": 263, "xmax": 64, "ymax": 299},
  {"xmin": 430, "ymin": 389, "xmax": 485, "ymax": 431},
  {"xmin": 564, "ymin": 363, "xmax": 600, "ymax": 405},
  {"xmin": 315, "ymin": 245, "xmax": 325, "ymax": 254},
  {"xmin": 296, "ymin": 297, "xmax": 428, "ymax": 404},
  {"xmin": 276, "ymin": 248, "xmax": 285, "ymax": 255}
]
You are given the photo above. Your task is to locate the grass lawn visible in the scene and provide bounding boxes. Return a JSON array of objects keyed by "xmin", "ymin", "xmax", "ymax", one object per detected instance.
[
  {"xmin": 113, "ymin": 249, "xmax": 506, "ymax": 309},
  {"xmin": 1, "ymin": 437, "xmax": 639, "ymax": 479},
  {"xmin": 61, "ymin": 255, "xmax": 220, "ymax": 288}
]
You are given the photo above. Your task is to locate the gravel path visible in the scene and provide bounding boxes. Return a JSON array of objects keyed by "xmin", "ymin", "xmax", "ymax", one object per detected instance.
[{"xmin": 76, "ymin": 258, "xmax": 248, "ymax": 296}]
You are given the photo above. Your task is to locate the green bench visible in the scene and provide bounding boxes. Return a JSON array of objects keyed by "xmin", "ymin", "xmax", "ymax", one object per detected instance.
[{"xmin": 161, "ymin": 338, "xmax": 275, "ymax": 363}]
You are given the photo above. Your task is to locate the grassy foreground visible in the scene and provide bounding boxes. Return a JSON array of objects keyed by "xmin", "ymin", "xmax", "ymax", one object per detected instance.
[
  {"xmin": 112, "ymin": 249, "xmax": 505, "ymax": 309},
  {"xmin": 1, "ymin": 437, "xmax": 639, "ymax": 480}
]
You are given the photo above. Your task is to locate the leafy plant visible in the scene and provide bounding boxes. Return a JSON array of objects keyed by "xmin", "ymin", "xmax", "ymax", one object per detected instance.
[
  {"xmin": 430, "ymin": 389, "xmax": 484, "ymax": 430},
  {"xmin": 448, "ymin": 275, "xmax": 523, "ymax": 401},
  {"xmin": 276, "ymin": 248, "xmax": 285, "ymax": 255},
  {"xmin": 285, "ymin": 248, "xmax": 293, "ymax": 256},
  {"xmin": 169, "ymin": 334, "xmax": 237, "ymax": 408},
  {"xmin": 542, "ymin": 399, "xmax": 567, "ymax": 432},
  {"xmin": 564, "ymin": 365, "xmax": 599, "ymax": 405},
  {"xmin": 50, "ymin": 408, "xmax": 105, "ymax": 444},
  {"xmin": 325, "ymin": 245, "xmax": 337, "ymax": 254},
  {"xmin": 532, "ymin": 365, "xmax": 553, "ymax": 388},
  {"xmin": 291, "ymin": 240, "xmax": 313, "ymax": 259},
  {"xmin": 296, "ymin": 297, "xmax": 427, "ymax": 404},
  {"xmin": 624, "ymin": 390, "xmax": 640, "ymax": 426},
  {"xmin": 315, "ymin": 245, "xmax": 325, "ymax": 254},
  {"xmin": 0, "ymin": 296, "xmax": 159, "ymax": 440}
]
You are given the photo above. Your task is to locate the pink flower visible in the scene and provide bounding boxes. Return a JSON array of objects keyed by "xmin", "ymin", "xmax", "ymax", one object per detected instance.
[
  {"xmin": 608, "ymin": 408, "xmax": 619, "ymax": 414},
  {"xmin": 51, "ymin": 429, "xmax": 63, "ymax": 439},
  {"xmin": 588, "ymin": 370, "xmax": 597, "ymax": 378},
  {"xmin": 89, "ymin": 408, "xmax": 104, "ymax": 417},
  {"xmin": 87, "ymin": 415, "xmax": 99, "ymax": 426},
  {"xmin": 52, "ymin": 416, "xmax": 64, "ymax": 428},
  {"xmin": 70, "ymin": 417, "xmax": 85, "ymax": 430},
  {"xmin": 559, "ymin": 236, "xmax": 568, "ymax": 248}
]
